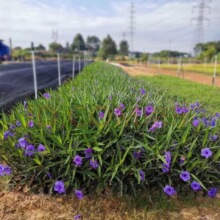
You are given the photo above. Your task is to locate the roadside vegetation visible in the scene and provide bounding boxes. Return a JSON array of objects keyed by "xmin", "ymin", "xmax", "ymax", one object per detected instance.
[
  {"xmin": 1, "ymin": 63, "xmax": 220, "ymax": 219},
  {"xmin": 138, "ymin": 75, "xmax": 220, "ymax": 112}
]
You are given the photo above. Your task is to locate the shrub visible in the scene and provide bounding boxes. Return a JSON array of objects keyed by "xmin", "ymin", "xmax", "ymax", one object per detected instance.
[{"xmin": 0, "ymin": 63, "xmax": 220, "ymax": 198}]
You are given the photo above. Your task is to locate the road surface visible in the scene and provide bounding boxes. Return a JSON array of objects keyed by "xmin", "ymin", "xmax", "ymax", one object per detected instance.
[{"xmin": 0, "ymin": 60, "xmax": 85, "ymax": 110}]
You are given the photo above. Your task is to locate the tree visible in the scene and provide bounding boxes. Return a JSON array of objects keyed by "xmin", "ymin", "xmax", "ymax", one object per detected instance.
[
  {"xmin": 71, "ymin": 33, "xmax": 86, "ymax": 51},
  {"xmin": 119, "ymin": 40, "xmax": 129, "ymax": 55},
  {"xmin": 36, "ymin": 44, "xmax": 46, "ymax": 51},
  {"xmin": 86, "ymin": 36, "xmax": 100, "ymax": 52},
  {"xmin": 141, "ymin": 53, "xmax": 148, "ymax": 62},
  {"xmin": 99, "ymin": 35, "xmax": 117, "ymax": 59},
  {"xmin": 49, "ymin": 42, "xmax": 63, "ymax": 52}
]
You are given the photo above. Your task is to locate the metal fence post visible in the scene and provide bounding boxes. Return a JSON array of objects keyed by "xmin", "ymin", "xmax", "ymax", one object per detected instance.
[
  {"xmin": 72, "ymin": 55, "xmax": 75, "ymax": 78},
  {"xmin": 57, "ymin": 52, "xmax": 61, "ymax": 86},
  {"xmin": 31, "ymin": 50, "xmax": 37, "ymax": 99}
]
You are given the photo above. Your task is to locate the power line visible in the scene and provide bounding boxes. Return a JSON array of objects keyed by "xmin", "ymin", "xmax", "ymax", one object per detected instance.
[
  {"xmin": 129, "ymin": 2, "xmax": 135, "ymax": 52},
  {"xmin": 52, "ymin": 30, "xmax": 59, "ymax": 43},
  {"xmin": 191, "ymin": 0, "xmax": 211, "ymax": 52}
]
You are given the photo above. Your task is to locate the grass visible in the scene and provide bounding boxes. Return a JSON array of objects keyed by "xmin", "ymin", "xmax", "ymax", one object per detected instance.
[
  {"xmin": 137, "ymin": 75, "xmax": 220, "ymax": 113},
  {"xmin": 149, "ymin": 63, "xmax": 220, "ymax": 76}
]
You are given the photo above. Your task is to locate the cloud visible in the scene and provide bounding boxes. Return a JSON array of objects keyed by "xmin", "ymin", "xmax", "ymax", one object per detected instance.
[{"xmin": 0, "ymin": 0, "xmax": 219, "ymax": 52}]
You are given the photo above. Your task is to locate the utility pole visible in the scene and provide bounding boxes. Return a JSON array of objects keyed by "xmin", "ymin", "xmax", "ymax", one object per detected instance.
[
  {"xmin": 129, "ymin": 2, "xmax": 135, "ymax": 52},
  {"xmin": 31, "ymin": 42, "xmax": 37, "ymax": 99},
  {"xmin": 9, "ymin": 38, "xmax": 12, "ymax": 54},
  {"xmin": 52, "ymin": 30, "xmax": 59, "ymax": 43},
  {"xmin": 191, "ymin": 0, "xmax": 211, "ymax": 54}
]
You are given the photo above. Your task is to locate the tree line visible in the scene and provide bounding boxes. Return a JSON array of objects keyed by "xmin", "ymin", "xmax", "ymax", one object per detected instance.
[{"xmin": 48, "ymin": 33, "xmax": 129, "ymax": 59}]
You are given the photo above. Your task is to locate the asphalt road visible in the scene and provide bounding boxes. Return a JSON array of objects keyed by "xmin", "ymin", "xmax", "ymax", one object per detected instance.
[{"xmin": 0, "ymin": 60, "xmax": 85, "ymax": 110}]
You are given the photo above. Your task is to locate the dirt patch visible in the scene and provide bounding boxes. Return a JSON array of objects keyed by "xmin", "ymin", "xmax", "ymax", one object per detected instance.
[
  {"xmin": 1, "ymin": 191, "xmax": 220, "ymax": 219},
  {"xmin": 121, "ymin": 65, "xmax": 220, "ymax": 87}
]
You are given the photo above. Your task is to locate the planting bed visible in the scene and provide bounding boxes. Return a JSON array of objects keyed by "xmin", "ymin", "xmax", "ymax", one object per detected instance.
[{"xmin": 0, "ymin": 63, "xmax": 220, "ymax": 218}]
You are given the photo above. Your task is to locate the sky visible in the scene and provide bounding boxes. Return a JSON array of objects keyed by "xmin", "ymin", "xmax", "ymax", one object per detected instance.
[{"xmin": 0, "ymin": 0, "xmax": 219, "ymax": 53}]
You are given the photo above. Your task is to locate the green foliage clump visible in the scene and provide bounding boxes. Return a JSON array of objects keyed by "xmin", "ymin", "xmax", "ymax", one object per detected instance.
[{"xmin": 0, "ymin": 63, "xmax": 220, "ymax": 197}]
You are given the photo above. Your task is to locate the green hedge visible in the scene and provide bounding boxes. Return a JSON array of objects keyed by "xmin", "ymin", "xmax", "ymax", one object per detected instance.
[{"xmin": 0, "ymin": 63, "xmax": 220, "ymax": 198}]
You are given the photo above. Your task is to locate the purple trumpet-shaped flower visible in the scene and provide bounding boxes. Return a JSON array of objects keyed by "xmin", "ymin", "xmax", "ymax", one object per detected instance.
[
  {"xmin": 119, "ymin": 103, "xmax": 125, "ymax": 110},
  {"xmin": 190, "ymin": 181, "xmax": 201, "ymax": 191},
  {"xmin": 74, "ymin": 214, "xmax": 82, "ymax": 220},
  {"xmin": 201, "ymin": 148, "xmax": 212, "ymax": 159},
  {"xmin": 114, "ymin": 108, "xmax": 121, "ymax": 117},
  {"xmin": 75, "ymin": 190, "xmax": 84, "ymax": 200},
  {"xmin": 54, "ymin": 181, "xmax": 65, "ymax": 194},
  {"xmin": 162, "ymin": 163, "xmax": 170, "ymax": 173},
  {"xmin": 140, "ymin": 88, "xmax": 146, "ymax": 95},
  {"xmin": 99, "ymin": 111, "xmax": 104, "ymax": 119},
  {"xmin": 133, "ymin": 151, "xmax": 142, "ymax": 160},
  {"xmin": 0, "ymin": 164, "xmax": 11, "ymax": 176},
  {"xmin": 73, "ymin": 155, "xmax": 83, "ymax": 167},
  {"xmin": 175, "ymin": 106, "xmax": 182, "ymax": 115},
  {"xmin": 28, "ymin": 120, "xmax": 34, "ymax": 128},
  {"xmin": 145, "ymin": 105, "xmax": 154, "ymax": 116},
  {"xmin": 192, "ymin": 119, "xmax": 200, "ymax": 127},
  {"xmin": 148, "ymin": 121, "xmax": 162, "ymax": 132},
  {"xmin": 16, "ymin": 120, "xmax": 21, "ymax": 127},
  {"xmin": 43, "ymin": 93, "xmax": 51, "ymax": 99},
  {"xmin": 164, "ymin": 185, "xmax": 176, "ymax": 196},
  {"xmin": 180, "ymin": 171, "xmax": 191, "ymax": 182},
  {"xmin": 25, "ymin": 145, "xmax": 36, "ymax": 157},
  {"xmin": 38, "ymin": 144, "xmax": 46, "ymax": 152},
  {"xmin": 209, "ymin": 134, "xmax": 218, "ymax": 141},
  {"xmin": 139, "ymin": 170, "xmax": 145, "ymax": 182},
  {"xmin": 4, "ymin": 131, "xmax": 14, "ymax": 140},
  {"xmin": 207, "ymin": 188, "xmax": 218, "ymax": 198},
  {"xmin": 135, "ymin": 108, "xmax": 142, "ymax": 117},
  {"xmin": 84, "ymin": 148, "xmax": 93, "ymax": 159},
  {"xmin": 18, "ymin": 137, "xmax": 28, "ymax": 149},
  {"xmin": 89, "ymin": 159, "xmax": 99, "ymax": 169}
]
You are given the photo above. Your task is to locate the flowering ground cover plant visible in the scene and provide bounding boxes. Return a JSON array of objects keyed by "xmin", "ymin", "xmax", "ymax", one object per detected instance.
[{"xmin": 0, "ymin": 62, "xmax": 220, "ymax": 199}]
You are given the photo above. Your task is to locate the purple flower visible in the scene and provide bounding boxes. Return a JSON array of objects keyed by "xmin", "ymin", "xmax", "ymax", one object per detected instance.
[
  {"xmin": 28, "ymin": 120, "xmax": 34, "ymax": 128},
  {"xmin": 0, "ymin": 165, "xmax": 5, "ymax": 176},
  {"xmin": 215, "ymin": 112, "xmax": 220, "ymax": 118},
  {"xmin": 99, "ymin": 111, "xmax": 104, "ymax": 119},
  {"xmin": 18, "ymin": 137, "xmax": 28, "ymax": 148},
  {"xmin": 74, "ymin": 214, "xmax": 82, "ymax": 220},
  {"xmin": 162, "ymin": 163, "xmax": 170, "ymax": 173},
  {"xmin": 9, "ymin": 124, "xmax": 16, "ymax": 130},
  {"xmin": 201, "ymin": 148, "xmax": 212, "ymax": 159},
  {"xmin": 190, "ymin": 103, "xmax": 195, "ymax": 110},
  {"xmin": 4, "ymin": 131, "xmax": 14, "ymax": 140},
  {"xmin": 84, "ymin": 148, "xmax": 93, "ymax": 159},
  {"xmin": 38, "ymin": 144, "xmax": 46, "ymax": 152},
  {"xmin": 16, "ymin": 120, "xmax": 21, "ymax": 127},
  {"xmin": 43, "ymin": 93, "xmax": 51, "ymax": 99},
  {"xmin": 145, "ymin": 105, "xmax": 154, "ymax": 116},
  {"xmin": 175, "ymin": 106, "xmax": 182, "ymax": 115},
  {"xmin": 165, "ymin": 151, "xmax": 171, "ymax": 165},
  {"xmin": 89, "ymin": 159, "xmax": 99, "ymax": 169},
  {"xmin": 119, "ymin": 103, "xmax": 125, "ymax": 110},
  {"xmin": 135, "ymin": 108, "xmax": 142, "ymax": 117},
  {"xmin": 148, "ymin": 121, "xmax": 163, "ymax": 132},
  {"xmin": 75, "ymin": 190, "xmax": 83, "ymax": 200},
  {"xmin": 47, "ymin": 173, "xmax": 52, "ymax": 179},
  {"xmin": 139, "ymin": 170, "xmax": 145, "ymax": 182},
  {"xmin": 140, "ymin": 88, "xmax": 146, "ymax": 95},
  {"xmin": 164, "ymin": 185, "xmax": 176, "ymax": 196},
  {"xmin": 179, "ymin": 156, "xmax": 185, "ymax": 165},
  {"xmin": 47, "ymin": 125, "xmax": 51, "ymax": 129},
  {"xmin": 73, "ymin": 155, "xmax": 83, "ymax": 167},
  {"xmin": 209, "ymin": 135, "xmax": 218, "ymax": 141},
  {"xmin": 210, "ymin": 118, "xmax": 216, "ymax": 127},
  {"xmin": 180, "ymin": 171, "xmax": 191, "ymax": 182},
  {"xmin": 0, "ymin": 164, "xmax": 11, "ymax": 176},
  {"xmin": 190, "ymin": 181, "xmax": 201, "ymax": 191},
  {"xmin": 3, "ymin": 166, "xmax": 11, "ymax": 175},
  {"xmin": 207, "ymin": 188, "xmax": 218, "ymax": 198},
  {"xmin": 192, "ymin": 119, "xmax": 200, "ymax": 127},
  {"xmin": 114, "ymin": 108, "xmax": 121, "ymax": 117},
  {"xmin": 133, "ymin": 151, "xmax": 142, "ymax": 160},
  {"xmin": 54, "ymin": 181, "xmax": 65, "ymax": 194},
  {"xmin": 182, "ymin": 107, "xmax": 189, "ymax": 114},
  {"xmin": 25, "ymin": 145, "xmax": 35, "ymax": 157}
]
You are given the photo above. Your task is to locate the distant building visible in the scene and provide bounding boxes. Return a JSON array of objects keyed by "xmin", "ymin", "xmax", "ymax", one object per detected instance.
[
  {"xmin": 129, "ymin": 51, "xmax": 143, "ymax": 59},
  {"xmin": 0, "ymin": 40, "xmax": 10, "ymax": 61}
]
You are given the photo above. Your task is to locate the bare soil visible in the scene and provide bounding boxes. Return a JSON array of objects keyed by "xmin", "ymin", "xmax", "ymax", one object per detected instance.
[{"xmin": 121, "ymin": 65, "xmax": 220, "ymax": 87}]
